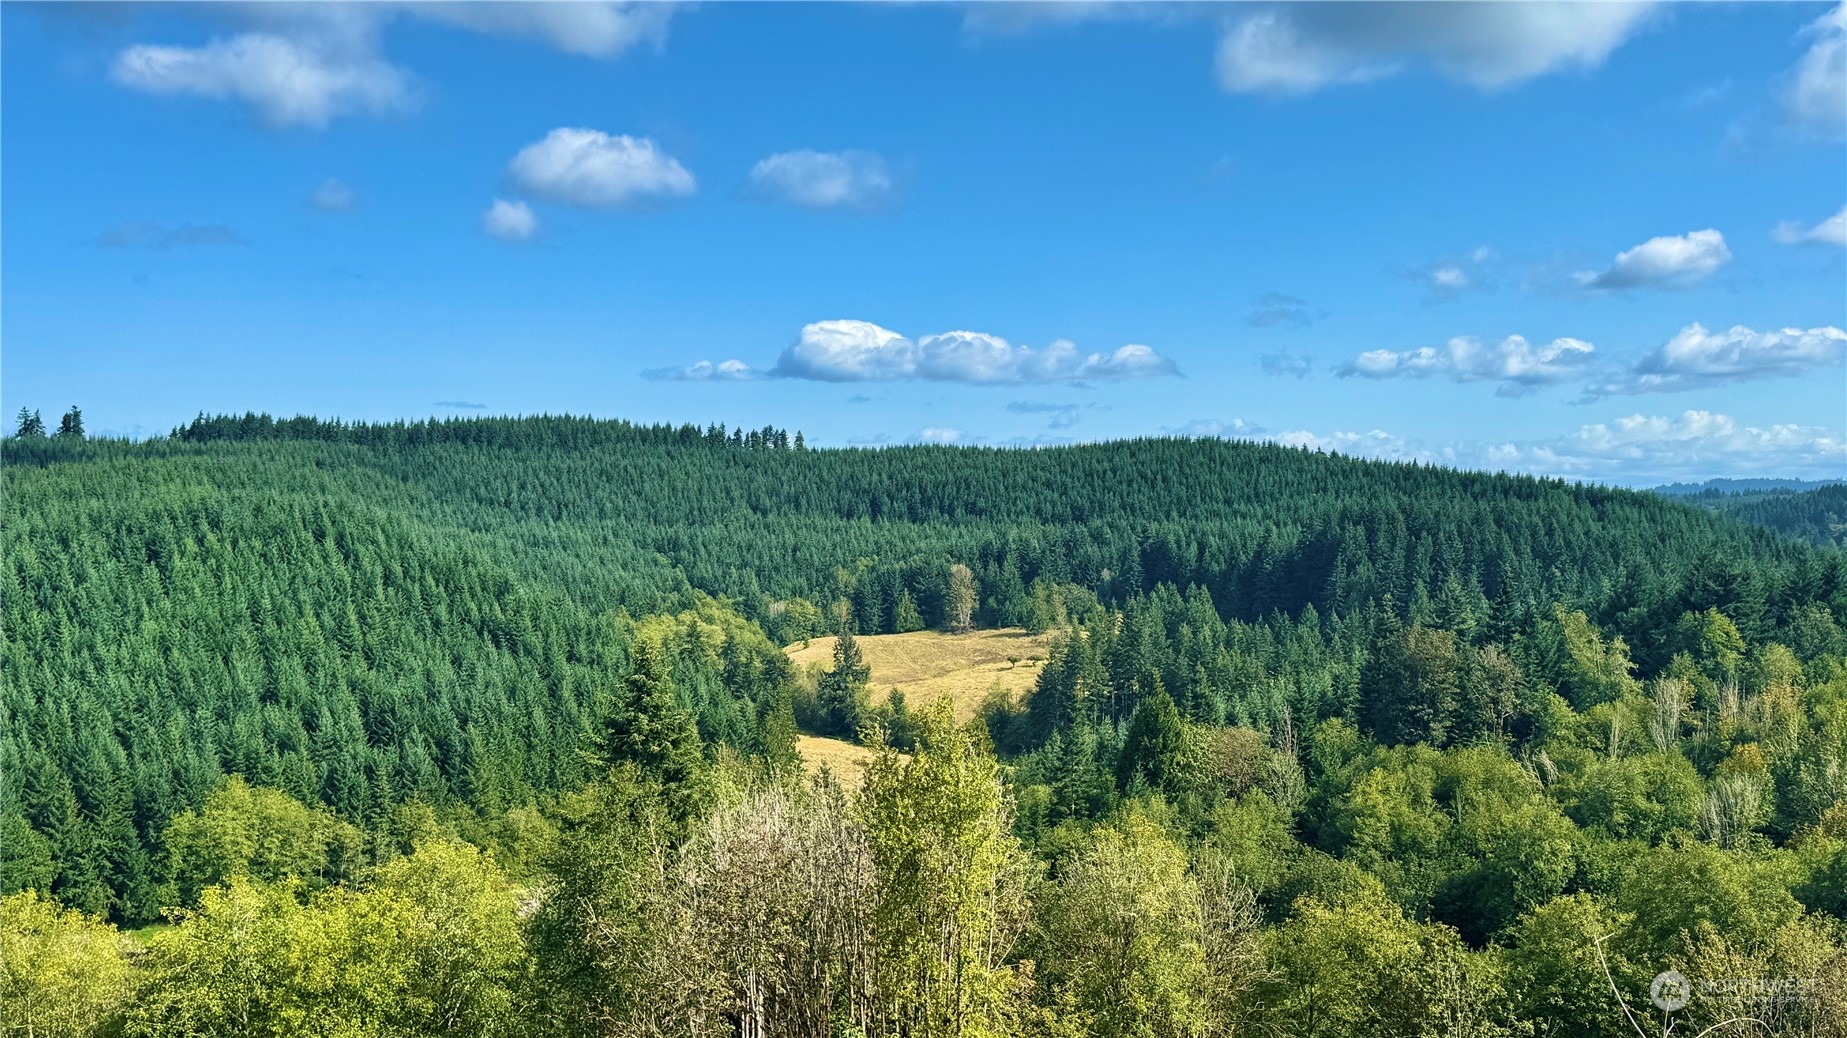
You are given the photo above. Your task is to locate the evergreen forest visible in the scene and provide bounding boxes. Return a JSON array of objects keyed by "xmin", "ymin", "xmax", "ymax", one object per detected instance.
[{"xmin": 5, "ymin": 412, "xmax": 1847, "ymax": 1037}]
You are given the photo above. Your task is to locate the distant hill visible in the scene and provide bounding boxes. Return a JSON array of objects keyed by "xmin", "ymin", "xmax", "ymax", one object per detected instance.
[{"xmin": 1649, "ymin": 477, "xmax": 1845, "ymax": 496}]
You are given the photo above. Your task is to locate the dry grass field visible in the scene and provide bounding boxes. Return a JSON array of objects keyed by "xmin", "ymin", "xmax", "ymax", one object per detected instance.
[
  {"xmin": 784, "ymin": 627, "xmax": 1053, "ymax": 722},
  {"xmin": 793, "ymin": 734, "xmax": 884, "ymax": 787}
]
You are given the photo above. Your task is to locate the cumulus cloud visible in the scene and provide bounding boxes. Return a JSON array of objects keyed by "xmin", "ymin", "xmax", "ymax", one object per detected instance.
[
  {"xmin": 1419, "ymin": 246, "xmax": 1497, "ymax": 299},
  {"xmin": 1584, "ymin": 229, "xmax": 1731, "ymax": 290},
  {"xmin": 1587, "ymin": 323, "xmax": 1847, "ymax": 397},
  {"xmin": 96, "ymin": 221, "xmax": 248, "ymax": 249},
  {"xmin": 308, "ymin": 178, "xmax": 355, "ymax": 212},
  {"xmin": 642, "ymin": 359, "xmax": 762, "ymax": 383},
  {"xmin": 1337, "ymin": 334, "xmax": 1595, "ymax": 396},
  {"xmin": 482, "ymin": 199, "xmax": 537, "ymax": 242},
  {"xmin": 1773, "ymin": 205, "xmax": 1847, "ymax": 247},
  {"xmin": 744, "ymin": 150, "xmax": 893, "ymax": 211},
  {"xmin": 109, "ymin": 4, "xmax": 677, "ymax": 128},
  {"xmin": 768, "ymin": 320, "xmax": 1180, "ymax": 384},
  {"xmin": 506, "ymin": 128, "xmax": 695, "ymax": 209},
  {"xmin": 657, "ymin": 320, "xmax": 1179, "ymax": 385},
  {"xmin": 1245, "ymin": 292, "xmax": 1318, "ymax": 328},
  {"xmin": 1260, "ymin": 353, "xmax": 1313, "ymax": 379},
  {"xmin": 1215, "ymin": 2, "xmax": 1656, "ymax": 95},
  {"xmin": 112, "ymin": 32, "xmax": 415, "ymax": 128},
  {"xmin": 1785, "ymin": 1, "xmax": 1846, "ymax": 136}
]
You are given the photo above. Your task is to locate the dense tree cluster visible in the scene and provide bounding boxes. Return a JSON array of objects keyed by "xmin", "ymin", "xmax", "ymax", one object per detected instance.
[{"xmin": 6, "ymin": 414, "xmax": 1847, "ymax": 1035}]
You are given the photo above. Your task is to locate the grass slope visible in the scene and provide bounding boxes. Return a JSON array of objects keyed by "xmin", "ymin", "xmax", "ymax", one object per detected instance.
[{"xmin": 786, "ymin": 629, "xmax": 1053, "ymax": 721}]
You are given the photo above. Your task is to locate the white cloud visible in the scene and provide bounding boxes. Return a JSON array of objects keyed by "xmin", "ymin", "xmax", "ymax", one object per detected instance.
[
  {"xmin": 1584, "ymin": 229, "xmax": 1731, "ymax": 290},
  {"xmin": 109, "ymin": 4, "xmax": 677, "ymax": 128},
  {"xmin": 659, "ymin": 319, "xmax": 1180, "ymax": 385},
  {"xmin": 918, "ymin": 427, "xmax": 963, "ymax": 445},
  {"xmin": 308, "ymin": 178, "xmax": 355, "ymax": 212},
  {"xmin": 642, "ymin": 359, "xmax": 761, "ymax": 383},
  {"xmin": 482, "ymin": 199, "xmax": 537, "ymax": 242},
  {"xmin": 1785, "ymin": 1, "xmax": 1846, "ymax": 136},
  {"xmin": 1215, "ymin": 2, "xmax": 1656, "ymax": 95},
  {"xmin": 1773, "ymin": 205, "xmax": 1847, "ymax": 247},
  {"xmin": 768, "ymin": 320, "xmax": 1179, "ymax": 384},
  {"xmin": 1431, "ymin": 266, "xmax": 1469, "ymax": 291},
  {"xmin": 1166, "ymin": 418, "xmax": 1268, "ymax": 439},
  {"xmin": 409, "ymin": 2, "xmax": 676, "ymax": 58},
  {"xmin": 1235, "ymin": 412, "xmax": 1845, "ymax": 484},
  {"xmin": 1337, "ymin": 334, "xmax": 1595, "ymax": 395},
  {"xmin": 744, "ymin": 151, "xmax": 893, "ymax": 211},
  {"xmin": 112, "ymin": 33, "xmax": 415, "ymax": 128},
  {"xmin": 1588, "ymin": 323, "xmax": 1847, "ymax": 396},
  {"xmin": 506, "ymin": 128, "xmax": 695, "ymax": 209}
]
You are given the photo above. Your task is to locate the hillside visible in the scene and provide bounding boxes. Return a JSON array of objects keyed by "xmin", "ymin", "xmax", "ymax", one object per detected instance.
[{"xmin": 5, "ymin": 415, "xmax": 1845, "ymax": 926}]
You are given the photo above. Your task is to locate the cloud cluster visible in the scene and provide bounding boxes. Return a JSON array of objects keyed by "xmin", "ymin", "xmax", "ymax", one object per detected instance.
[
  {"xmin": 1584, "ymin": 229, "xmax": 1731, "ymax": 290},
  {"xmin": 109, "ymin": 4, "xmax": 676, "ymax": 128},
  {"xmin": 744, "ymin": 151, "xmax": 893, "ymax": 211},
  {"xmin": 96, "ymin": 221, "xmax": 248, "ymax": 249},
  {"xmin": 1785, "ymin": 2, "xmax": 1846, "ymax": 136},
  {"xmin": 1215, "ymin": 2, "xmax": 1657, "ymax": 94},
  {"xmin": 1773, "ymin": 205, "xmax": 1847, "ymax": 247},
  {"xmin": 1420, "ymin": 245, "xmax": 1497, "ymax": 300},
  {"xmin": 1338, "ymin": 334, "xmax": 1595, "ymax": 396},
  {"xmin": 1587, "ymin": 323, "xmax": 1847, "ymax": 396},
  {"xmin": 506, "ymin": 128, "xmax": 695, "ymax": 209},
  {"xmin": 1180, "ymin": 410, "xmax": 1844, "ymax": 483},
  {"xmin": 651, "ymin": 320, "xmax": 1180, "ymax": 385}
]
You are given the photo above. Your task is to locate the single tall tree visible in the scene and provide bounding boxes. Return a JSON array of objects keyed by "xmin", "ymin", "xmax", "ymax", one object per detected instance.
[
  {"xmin": 947, "ymin": 563, "xmax": 978, "ymax": 634},
  {"xmin": 56, "ymin": 406, "xmax": 84, "ymax": 439}
]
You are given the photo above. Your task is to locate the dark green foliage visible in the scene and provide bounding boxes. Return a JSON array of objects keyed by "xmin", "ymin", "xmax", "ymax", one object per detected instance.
[
  {"xmin": 1115, "ymin": 686, "xmax": 1190, "ymax": 794},
  {"xmin": 591, "ymin": 640, "xmax": 709, "ymax": 826}
]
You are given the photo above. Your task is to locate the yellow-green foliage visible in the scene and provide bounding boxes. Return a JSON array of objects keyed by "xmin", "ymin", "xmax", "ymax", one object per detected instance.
[{"xmin": 1, "ymin": 890, "xmax": 136, "ymax": 1038}]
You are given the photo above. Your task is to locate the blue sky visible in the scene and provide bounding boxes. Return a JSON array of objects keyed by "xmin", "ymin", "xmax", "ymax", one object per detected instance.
[{"xmin": 4, "ymin": 1, "xmax": 1843, "ymax": 484}]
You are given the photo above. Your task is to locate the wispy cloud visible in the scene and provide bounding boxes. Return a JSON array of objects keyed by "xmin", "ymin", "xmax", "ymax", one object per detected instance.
[
  {"xmin": 1006, "ymin": 401, "xmax": 1109, "ymax": 430},
  {"xmin": 435, "ymin": 400, "xmax": 488, "ymax": 410},
  {"xmin": 308, "ymin": 178, "xmax": 356, "ymax": 212},
  {"xmin": 1260, "ymin": 353, "xmax": 1313, "ymax": 379},
  {"xmin": 109, "ymin": 4, "xmax": 678, "ymax": 128},
  {"xmin": 1773, "ymin": 205, "xmax": 1847, "ymax": 247},
  {"xmin": 482, "ymin": 199, "xmax": 537, "ymax": 242},
  {"xmin": 743, "ymin": 150, "xmax": 893, "ymax": 211},
  {"xmin": 1245, "ymin": 292, "xmax": 1318, "ymax": 328},
  {"xmin": 96, "ymin": 221, "xmax": 249, "ymax": 249},
  {"xmin": 1785, "ymin": 1, "xmax": 1846, "ymax": 137},
  {"xmin": 642, "ymin": 359, "xmax": 762, "ymax": 383}
]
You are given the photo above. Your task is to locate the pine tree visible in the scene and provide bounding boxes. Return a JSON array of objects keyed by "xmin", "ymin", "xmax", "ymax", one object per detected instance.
[
  {"xmin": 596, "ymin": 640, "xmax": 709, "ymax": 824},
  {"xmin": 13, "ymin": 407, "xmax": 44, "ymax": 437},
  {"xmin": 894, "ymin": 589, "xmax": 925, "ymax": 633},
  {"xmin": 56, "ymin": 406, "xmax": 84, "ymax": 439},
  {"xmin": 815, "ymin": 628, "xmax": 871, "ymax": 738},
  {"xmin": 1115, "ymin": 683, "xmax": 1190, "ymax": 793}
]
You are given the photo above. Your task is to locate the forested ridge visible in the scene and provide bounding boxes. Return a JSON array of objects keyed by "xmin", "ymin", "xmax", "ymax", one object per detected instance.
[{"xmin": 5, "ymin": 412, "xmax": 1847, "ymax": 1037}]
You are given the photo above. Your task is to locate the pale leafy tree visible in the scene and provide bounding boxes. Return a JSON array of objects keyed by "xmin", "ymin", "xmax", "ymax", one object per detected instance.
[
  {"xmin": 0, "ymin": 890, "xmax": 136, "ymax": 1038},
  {"xmin": 948, "ymin": 564, "xmax": 978, "ymax": 634},
  {"xmin": 860, "ymin": 699, "xmax": 1035, "ymax": 1037}
]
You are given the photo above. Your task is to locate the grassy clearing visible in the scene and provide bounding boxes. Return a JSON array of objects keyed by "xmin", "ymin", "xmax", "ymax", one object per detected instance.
[
  {"xmin": 785, "ymin": 628, "xmax": 1053, "ymax": 722},
  {"xmin": 794, "ymin": 735, "xmax": 884, "ymax": 787}
]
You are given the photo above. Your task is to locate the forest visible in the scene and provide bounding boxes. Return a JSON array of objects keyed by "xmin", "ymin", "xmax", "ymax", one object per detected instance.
[{"xmin": 4, "ymin": 411, "xmax": 1847, "ymax": 1037}]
